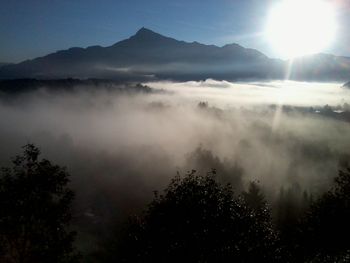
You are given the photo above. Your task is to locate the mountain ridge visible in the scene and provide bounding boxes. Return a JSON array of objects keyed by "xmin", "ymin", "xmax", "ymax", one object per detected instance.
[{"xmin": 0, "ymin": 27, "xmax": 349, "ymax": 81}]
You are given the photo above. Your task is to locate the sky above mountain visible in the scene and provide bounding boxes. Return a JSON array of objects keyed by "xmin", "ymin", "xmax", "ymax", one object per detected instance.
[{"xmin": 1, "ymin": 0, "xmax": 350, "ymax": 63}]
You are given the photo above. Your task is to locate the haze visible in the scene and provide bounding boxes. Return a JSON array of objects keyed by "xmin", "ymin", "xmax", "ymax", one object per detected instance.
[{"xmin": 0, "ymin": 80, "xmax": 349, "ymax": 204}]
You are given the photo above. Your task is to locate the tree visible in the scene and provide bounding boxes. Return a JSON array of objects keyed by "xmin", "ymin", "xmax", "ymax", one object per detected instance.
[
  {"xmin": 116, "ymin": 170, "xmax": 278, "ymax": 263},
  {"xmin": 185, "ymin": 147, "xmax": 243, "ymax": 191},
  {"xmin": 296, "ymin": 168, "xmax": 350, "ymax": 262},
  {"xmin": 242, "ymin": 181, "xmax": 268, "ymax": 218},
  {"xmin": 0, "ymin": 144, "xmax": 79, "ymax": 263}
]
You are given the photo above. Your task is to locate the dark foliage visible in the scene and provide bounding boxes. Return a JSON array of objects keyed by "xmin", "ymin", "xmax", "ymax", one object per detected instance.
[
  {"xmin": 296, "ymin": 168, "xmax": 350, "ymax": 262},
  {"xmin": 0, "ymin": 144, "xmax": 79, "ymax": 263},
  {"xmin": 273, "ymin": 185, "xmax": 312, "ymax": 262},
  {"xmin": 185, "ymin": 147, "xmax": 243, "ymax": 191},
  {"xmin": 2, "ymin": 144, "xmax": 350, "ymax": 263},
  {"xmin": 115, "ymin": 170, "xmax": 278, "ymax": 263},
  {"xmin": 242, "ymin": 181, "xmax": 270, "ymax": 221}
]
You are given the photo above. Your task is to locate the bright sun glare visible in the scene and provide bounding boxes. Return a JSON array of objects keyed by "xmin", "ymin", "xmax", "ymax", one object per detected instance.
[{"xmin": 266, "ymin": 0, "xmax": 337, "ymax": 58}]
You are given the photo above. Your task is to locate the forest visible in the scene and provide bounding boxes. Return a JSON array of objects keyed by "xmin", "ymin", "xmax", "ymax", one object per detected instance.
[{"xmin": 1, "ymin": 144, "xmax": 350, "ymax": 262}]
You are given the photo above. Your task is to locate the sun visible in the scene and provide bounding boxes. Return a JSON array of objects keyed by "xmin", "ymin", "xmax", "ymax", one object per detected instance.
[{"xmin": 266, "ymin": 0, "xmax": 337, "ymax": 58}]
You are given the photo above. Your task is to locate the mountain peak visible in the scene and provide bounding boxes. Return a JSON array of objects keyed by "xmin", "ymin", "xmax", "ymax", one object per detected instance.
[
  {"xmin": 134, "ymin": 27, "xmax": 161, "ymax": 37},
  {"xmin": 119, "ymin": 27, "xmax": 179, "ymax": 47}
]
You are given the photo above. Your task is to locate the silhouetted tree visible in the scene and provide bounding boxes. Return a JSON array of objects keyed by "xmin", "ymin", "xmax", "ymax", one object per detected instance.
[
  {"xmin": 242, "ymin": 181, "xmax": 281, "ymax": 260},
  {"xmin": 116, "ymin": 170, "xmax": 278, "ymax": 262},
  {"xmin": 242, "ymin": 181, "xmax": 267, "ymax": 217},
  {"xmin": 185, "ymin": 147, "xmax": 243, "ymax": 191},
  {"xmin": 275, "ymin": 186, "xmax": 301, "ymax": 232},
  {"xmin": 0, "ymin": 144, "xmax": 79, "ymax": 263},
  {"xmin": 273, "ymin": 185, "xmax": 307, "ymax": 262},
  {"xmin": 297, "ymin": 168, "xmax": 350, "ymax": 262},
  {"xmin": 197, "ymin": 101, "xmax": 208, "ymax": 109}
]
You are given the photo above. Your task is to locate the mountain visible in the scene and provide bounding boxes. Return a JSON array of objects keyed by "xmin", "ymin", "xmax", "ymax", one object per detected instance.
[
  {"xmin": 0, "ymin": 27, "xmax": 349, "ymax": 81},
  {"xmin": 0, "ymin": 78, "xmax": 154, "ymax": 95},
  {"xmin": 0, "ymin": 63, "xmax": 12, "ymax": 68},
  {"xmin": 287, "ymin": 53, "xmax": 350, "ymax": 81},
  {"xmin": 343, "ymin": 81, "xmax": 350, "ymax": 89}
]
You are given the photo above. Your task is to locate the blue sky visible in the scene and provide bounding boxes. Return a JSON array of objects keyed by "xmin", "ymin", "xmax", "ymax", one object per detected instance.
[{"xmin": 1, "ymin": 0, "xmax": 350, "ymax": 63}]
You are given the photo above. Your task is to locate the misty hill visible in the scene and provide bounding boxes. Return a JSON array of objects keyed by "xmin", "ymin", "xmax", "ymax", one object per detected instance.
[
  {"xmin": 343, "ymin": 81, "xmax": 350, "ymax": 89},
  {"xmin": 288, "ymin": 53, "xmax": 350, "ymax": 81},
  {"xmin": 0, "ymin": 78, "xmax": 154, "ymax": 95},
  {"xmin": 0, "ymin": 28, "xmax": 349, "ymax": 81},
  {"xmin": 0, "ymin": 63, "xmax": 12, "ymax": 68}
]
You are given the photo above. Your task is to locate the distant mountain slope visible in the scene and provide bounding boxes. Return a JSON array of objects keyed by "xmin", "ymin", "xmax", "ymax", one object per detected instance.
[
  {"xmin": 288, "ymin": 53, "xmax": 350, "ymax": 81},
  {"xmin": 0, "ymin": 63, "xmax": 12, "ymax": 68},
  {"xmin": 0, "ymin": 28, "xmax": 349, "ymax": 81},
  {"xmin": 342, "ymin": 81, "xmax": 350, "ymax": 89},
  {"xmin": 0, "ymin": 78, "xmax": 154, "ymax": 94}
]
